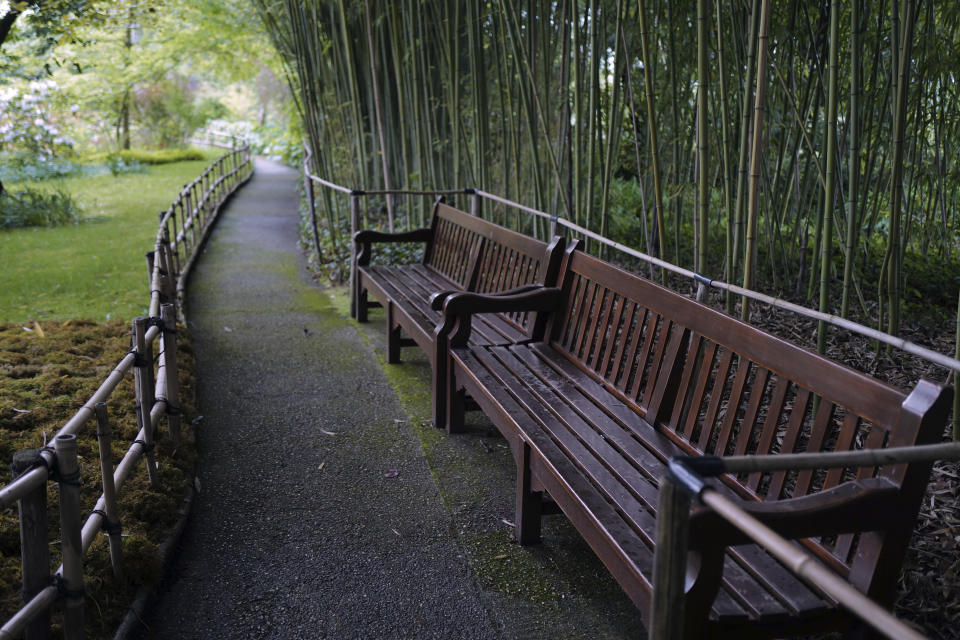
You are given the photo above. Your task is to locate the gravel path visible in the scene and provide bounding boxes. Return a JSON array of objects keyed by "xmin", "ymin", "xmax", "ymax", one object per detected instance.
[{"xmin": 142, "ymin": 158, "xmax": 497, "ymax": 639}]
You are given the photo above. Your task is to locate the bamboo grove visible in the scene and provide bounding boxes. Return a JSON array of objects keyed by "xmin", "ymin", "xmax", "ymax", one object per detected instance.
[{"xmin": 257, "ymin": 0, "xmax": 960, "ymax": 341}]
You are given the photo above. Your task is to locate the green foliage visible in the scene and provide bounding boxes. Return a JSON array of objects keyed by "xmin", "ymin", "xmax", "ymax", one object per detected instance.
[
  {"xmin": 136, "ymin": 75, "xmax": 229, "ymax": 147},
  {"xmin": 104, "ymin": 153, "xmax": 145, "ymax": 176},
  {"xmin": 0, "ymin": 185, "xmax": 81, "ymax": 229},
  {"xmin": 111, "ymin": 148, "xmax": 206, "ymax": 165}
]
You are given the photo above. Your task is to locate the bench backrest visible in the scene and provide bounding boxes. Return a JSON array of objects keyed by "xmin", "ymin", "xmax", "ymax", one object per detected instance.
[
  {"xmin": 548, "ymin": 249, "xmax": 950, "ymax": 598},
  {"xmin": 426, "ymin": 201, "xmax": 563, "ymax": 331}
]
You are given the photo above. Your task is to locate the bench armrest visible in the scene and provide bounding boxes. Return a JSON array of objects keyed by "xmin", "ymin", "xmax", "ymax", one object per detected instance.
[
  {"xmin": 429, "ymin": 283, "xmax": 545, "ymax": 311},
  {"xmin": 687, "ymin": 477, "xmax": 903, "ymax": 550},
  {"xmin": 354, "ymin": 227, "xmax": 433, "ymax": 265},
  {"xmin": 435, "ymin": 287, "xmax": 564, "ymax": 346}
]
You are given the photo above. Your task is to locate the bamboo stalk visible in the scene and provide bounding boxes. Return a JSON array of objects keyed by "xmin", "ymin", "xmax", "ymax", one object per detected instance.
[
  {"xmin": 160, "ymin": 304, "xmax": 181, "ymax": 448},
  {"xmin": 696, "ymin": 0, "xmax": 709, "ymax": 277},
  {"xmin": 132, "ymin": 317, "xmax": 159, "ymax": 489},
  {"xmin": 650, "ymin": 476, "xmax": 690, "ymax": 640},
  {"xmin": 94, "ymin": 404, "xmax": 124, "ymax": 580},
  {"xmin": 364, "ymin": 0, "xmax": 394, "ymax": 231},
  {"xmin": 55, "ymin": 434, "xmax": 84, "ymax": 640},
  {"xmin": 715, "ymin": 440, "xmax": 960, "ymax": 474},
  {"xmin": 636, "ymin": 0, "xmax": 667, "ymax": 279},
  {"xmin": 741, "ymin": 0, "xmax": 771, "ymax": 321},
  {"xmin": 817, "ymin": 0, "xmax": 840, "ymax": 354},
  {"xmin": 10, "ymin": 451, "xmax": 49, "ymax": 640}
]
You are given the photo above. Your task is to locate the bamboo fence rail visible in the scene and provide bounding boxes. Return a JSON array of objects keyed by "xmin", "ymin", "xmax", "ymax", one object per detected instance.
[
  {"xmin": 189, "ymin": 128, "xmax": 244, "ymax": 150},
  {"xmin": 302, "ymin": 163, "xmax": 960, "ymax": 376},
  {"xmin": 0, "ymin": 140, "xmax": 252, "ymax": 640}
]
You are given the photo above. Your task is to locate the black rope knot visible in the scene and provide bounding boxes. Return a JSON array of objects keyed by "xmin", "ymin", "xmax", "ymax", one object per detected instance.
[
  {"xmin": 694, "ymin": 273, "xmax": 713, "ymax": 287},
  {"xmin": 31, "ymin": 446, "xmax": 79, "ymax": 485},
  {"xmin": 56, "ymin": 469, "xmax": 81, "ymax": 488},
  {"xmin": 129, "ymin": 348, "xmax": 149, "ymax": 368},
  {"xmin": 133, "ymin": 439, "xmax": 156, "ymax": 454},
  {"xmin": 54, "ymin": 575, "xmax": 85, "ymax": 600},
  {"xmin": 91, "ymin": 509, "xmax": 123, "ymax": 536}
]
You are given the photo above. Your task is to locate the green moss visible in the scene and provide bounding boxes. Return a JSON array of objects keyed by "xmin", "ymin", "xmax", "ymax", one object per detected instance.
[{"xmin": 466, "ymin": 531, "xmax": 561, "ymax": 604}]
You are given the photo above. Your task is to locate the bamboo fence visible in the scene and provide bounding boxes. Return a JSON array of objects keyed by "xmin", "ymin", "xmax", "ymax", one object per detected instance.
[
  {"xmin": 302, "ymin": 162, "xmax": 960, "ymax": 376},
  {"xmin": 0, "ymin": 140, "xmax": 252, "ymax": 640}
]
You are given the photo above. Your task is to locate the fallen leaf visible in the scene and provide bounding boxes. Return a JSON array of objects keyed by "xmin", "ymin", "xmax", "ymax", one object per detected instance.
[
  {"xmin": 384, "ymin": 469, "xmax": 399, "ymax": 478},
  {"xmin": 317, "ymin": 462, "xmax": 325, "ymax": 471},
  {"xmin": 494, "ymin": 554, "xmax": 509, "ymax": 560},
  {"xmin": 223, "ymin": 326, "xmax": 233, "ymax": 332},
  {"xmin": 320, "ymin": 429, "xmax": 337, "ymax": 437},
  {"xmin": 33, "ymin": 321, "xmax": 45, "ymax": 338}
]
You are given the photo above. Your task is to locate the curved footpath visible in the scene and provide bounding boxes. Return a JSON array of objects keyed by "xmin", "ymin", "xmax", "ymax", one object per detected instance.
[{"xmin": 142, "ymin": 159, "xmax": 497, "ymax": 639}]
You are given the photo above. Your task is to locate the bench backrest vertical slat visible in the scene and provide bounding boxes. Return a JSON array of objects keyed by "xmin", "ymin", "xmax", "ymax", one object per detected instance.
[
  {"xmin": 545, "ymin": 249, "xmax": 951, "ymax": 598},
  {"xmin": 427, "ymin": 202, "xmax": 564, "ymax": 335}
]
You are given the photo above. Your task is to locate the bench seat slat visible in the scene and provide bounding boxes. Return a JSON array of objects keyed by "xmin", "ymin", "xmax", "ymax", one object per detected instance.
[
  {"xmin": 452, "ymin": 348, "xmax": 660, "ymax": 600},
  {"xmin": 365, "ymin": 264, "xmax": 526, "ymax": 348},
  {"xmin": 388, "ymin": 265, "xmax": 524, "ymax": 345},
  {"xmin": 479, "ymin": 343, "xmax": 829, "ymax": 622}
]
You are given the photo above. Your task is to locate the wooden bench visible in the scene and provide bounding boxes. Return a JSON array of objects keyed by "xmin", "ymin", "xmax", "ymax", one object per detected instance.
[
  {"xmin": 352, "ymin": 199, "xmax": 564, "ymax": 427},
  {"xmin": 437, "ymin": 245, "xmax": 951, "ymax": 638}
]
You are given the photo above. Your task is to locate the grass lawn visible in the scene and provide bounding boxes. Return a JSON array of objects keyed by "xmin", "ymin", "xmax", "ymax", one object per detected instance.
[{"xmin": 0, "ymin": 152, "xmax": 220, "ymax": 323}]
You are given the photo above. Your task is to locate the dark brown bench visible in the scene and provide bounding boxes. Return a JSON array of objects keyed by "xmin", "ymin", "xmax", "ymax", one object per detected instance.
[
  {"xmin": 438, "ymin": 245, "xmax": 951, "ymax": 638},
  {"xmin": 352, "ymin": 199, "xmax": 564, "ymax": 427}
]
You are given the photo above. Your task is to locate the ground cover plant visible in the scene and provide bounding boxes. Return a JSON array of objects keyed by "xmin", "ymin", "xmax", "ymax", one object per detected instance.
[
  {"xmin": 0, "ymin": 319, "xmax": 197, "ymax": 639},
  {"xmin": 0, "ymin": 185, "xmax": 82, "ymax": 229},
  {"xmin": 0, "ymin": 152, "xmax": 217, "ymax": 323}
]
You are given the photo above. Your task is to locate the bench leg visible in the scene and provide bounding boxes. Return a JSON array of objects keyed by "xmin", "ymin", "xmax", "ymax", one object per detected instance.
[
  {"xmin": 386, "ymin": 302, "xmax": 401, "ymax": 363},
  {"xmin": 356, "ymin": 287, "xmax": 369, "ymax": 323},
  {"xmin": 515, "ymin": 440, "xmax": 543, "ymax": 545},
  {"xmin": 433, "ymin": 346, "xmax": 448, "ymax": 430}
]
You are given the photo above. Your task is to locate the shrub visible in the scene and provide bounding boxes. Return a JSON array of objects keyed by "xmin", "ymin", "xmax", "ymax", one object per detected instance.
[
  {"xmin": 0, "ymin": 186, "xmax": 82, "ymax": 229},
  {"xmin": 105, "ymin": 154, "xmax": 147, "ymax": 177},
  {"xmin": 113, "ymin": 148, "xmax": 206, "ymax": 165}
]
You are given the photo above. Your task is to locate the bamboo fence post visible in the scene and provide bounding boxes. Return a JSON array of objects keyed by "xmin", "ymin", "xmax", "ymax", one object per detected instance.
[
  {"xmin": 471, "ymin": 190, "xmax": 481, "ymax": 218},
  {"xmin": 650, "ymin": 475, "xmax": 690, "ymax": 640},
  {"xmin": 305, "ymin": 170, "xmax": 323, "ymax": 265},
  {"xmin": 183, "ymin": 187, "xmax": 193, "ymax": 246},
  {"xmin": 160, "ymin": 304, "xmax": 181, "ymax": 447},
  {"xmin": 159, "ymin": 238, "xmax": 176, "ymax": 303},
  {"xmin": 350, "ymin": 194, "xmax": 361, "ymax": 318},
  {"xmin": 167, "ymin": 211, "xmax": 181, "ymax": 276},
  {"xmin": 94, "ymin": 404, "xmax": 124, "ymax": 580},
  {"xmin": 54, "ymin": 434, "xmax": 84, "ymax": 640},
  {"xmin": 11, "ymin": 450, "xmax": 49, "ymax": 640},
  {"xmin": 132, "ymin": 317, "xmax": 160, "ymax": 489},
  {"xmin": 145, "ymin": 251, "xmax": 155, "ymax": 294}
]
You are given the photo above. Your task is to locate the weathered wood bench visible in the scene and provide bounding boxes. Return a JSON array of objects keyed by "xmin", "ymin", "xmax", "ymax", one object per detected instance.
[
  {"xmin": 438, "ymin": 245, "xmax": 951, "ymax": 638},
  {"xmin": 352, "ymin": 199, "xmax": 564, "ymax": 427}
]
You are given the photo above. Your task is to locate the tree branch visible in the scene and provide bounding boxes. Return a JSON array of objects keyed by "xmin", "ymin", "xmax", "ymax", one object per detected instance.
[{"xmin": 0, "ymin": 9, "xmax": 21, "ymax": 48}]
